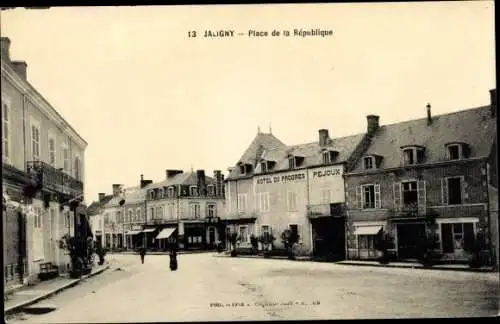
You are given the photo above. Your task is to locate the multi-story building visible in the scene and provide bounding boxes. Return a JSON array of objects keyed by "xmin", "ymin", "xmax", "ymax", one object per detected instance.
[
  {"xmin": 224, "ymin": 127, "xmax": 370, "ymax": 258},
  {"xmin": 87, "ymin": 193, "xmax": 114, "ymax": 247},
  {"xmin": 344, "ymin": 89, "xmax": 497, "ymax": 263},
  {"xmin": 2, "ymin": 37, "xmax": 88, "ymax": 286},
  {"xmin": 144, "ymin": 169, "xmax": 225, "ymax": 250}
]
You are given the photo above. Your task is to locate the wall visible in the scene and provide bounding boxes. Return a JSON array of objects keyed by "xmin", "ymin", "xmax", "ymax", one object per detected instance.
[
  {"xmin": 1, "ymin": 75, "xmax": 25, "ymax": 170},
  {"xmin": 308, "ymin": 165, "xmax": 345, "ymax": 204}
]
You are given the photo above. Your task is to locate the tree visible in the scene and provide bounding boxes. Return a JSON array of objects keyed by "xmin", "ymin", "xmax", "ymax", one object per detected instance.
[
  {"xmin": 281, "ymin": 229, "xmax": 300, "ymax": 260},
  {"xmin": 228, "ymin": 232, "xmax": 240, "ymax": 257},
  {"xmin": 374, "ymin": 229, "xmax": 394, "ymax": 264},
  {"xmin": 464, "ymin": 229, "xmax": 487, "ymax": 268}
]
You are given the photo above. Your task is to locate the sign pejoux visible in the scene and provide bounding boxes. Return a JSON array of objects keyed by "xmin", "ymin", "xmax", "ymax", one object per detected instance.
[
  {"xmin": 311, "ymin": 168, "xmax": 342, "ymax": 178},
  {"xmin": 256, "ymin": 172, "xmax": 306, "ymax": 185}
]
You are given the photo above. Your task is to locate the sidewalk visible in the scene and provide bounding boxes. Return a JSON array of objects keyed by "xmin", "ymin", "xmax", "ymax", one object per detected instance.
[
  {"xmin": 108, "ymin": 250, "xmax": 216, "ymax": 255},
  {"xmin": 4, "ymin": 264, "xmax": 109, "ymax": 316}
]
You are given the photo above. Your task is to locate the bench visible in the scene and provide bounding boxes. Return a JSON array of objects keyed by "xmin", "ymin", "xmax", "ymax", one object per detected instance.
[{"xmin": 38, "ymin": 262, "xmax": 59, "ymax": 281}]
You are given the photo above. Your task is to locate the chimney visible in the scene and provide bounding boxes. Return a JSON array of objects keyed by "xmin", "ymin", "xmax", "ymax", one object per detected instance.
[
  {"xmin": 490, "ymin": 89, "xmax": 497, "ymax": 118},
  {"xmin": 112, "ymin": 184, "xmax": 122, "ymax": 196},
  {"xmin": 140, "ymin": 174, "xmax": 153, "ymax": 188},
  {"xmin": 214, "ymin": 170, "xmax": 223, "ymax": 197},
  {"xmin": 1, "ymin": 37, "xmax": 11, "ymax": 61},
  {"xmin": 196, "ymin": 170, "xmax": 207, "ymax": 196},
  {"xmin": 12, "ymin": 61, "xmax": 27, "ymax": 79},
  {"xmin": 318, "ymin": 129, "xmax": 330, "ymax": 146},
  {"xmin": 366, "ymin": 115, "xmax": 380, "ymax": 135},
  {"xmin": 98, "ymin": 193, "xmax": 106, "ymax": 202},
  {"xmin": 426, "ymin": 103, "xmax": 432, "ymax": 126},
  {"xmin": 166, "ymin": 169, "xmax": 183, "ymax": 179}
]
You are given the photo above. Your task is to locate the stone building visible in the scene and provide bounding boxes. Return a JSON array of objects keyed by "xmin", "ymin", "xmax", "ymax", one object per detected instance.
[
  {"xmin": 344, "ymin": 89, "xmax": 497, "ymax": 262},
  {"xmin": 2, "ymin": 37, "xmax": 88, "ymax": 286},
  {"xmin": 144, "ymin": 169, "xmax": 225, "ymax": 251}
]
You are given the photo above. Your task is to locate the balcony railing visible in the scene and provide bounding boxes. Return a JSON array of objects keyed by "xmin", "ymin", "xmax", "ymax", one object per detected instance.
[
  {"xmin": 307, "ymin": 203, "xmax": 345, "ymax": 218},
  {"xmin": 393, "ymin": 202, "xmax": 421, "ymax": 218},
  {"xmin": 26, "ymin": 161, "xmax": 83, "ymax": 198}
]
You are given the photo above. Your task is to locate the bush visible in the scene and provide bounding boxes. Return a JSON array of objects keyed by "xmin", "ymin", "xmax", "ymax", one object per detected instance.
[
  {"xmin": 417, "ymin": 231, "xmax": 442, "ymax": 267},
  {"xmin": 374, "ymin": 230, "xmax": 394, "ymax": 264},
  {"xmin": 250, "ymin": 234, "xmax": 259, "ymax": 251},
  {"xmin": 465, "ymin": 230, "xmax": 487, "ymax": 268}
]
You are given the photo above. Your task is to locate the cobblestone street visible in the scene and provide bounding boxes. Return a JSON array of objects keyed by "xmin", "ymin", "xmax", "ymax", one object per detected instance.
[{"xmin": 5, "ymin": 253, "xmax": 499, "ymax": 322}]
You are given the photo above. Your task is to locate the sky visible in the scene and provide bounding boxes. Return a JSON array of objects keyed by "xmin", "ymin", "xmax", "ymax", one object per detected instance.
[{"xmin": 1, "ymin": 2, "xmax": 496, "ymax": 205}]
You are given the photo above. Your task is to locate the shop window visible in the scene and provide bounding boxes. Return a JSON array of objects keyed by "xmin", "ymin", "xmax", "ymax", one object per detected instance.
[
  {"xmin": 239, "ymin": 226, "xmax": 248, "ymax": 243},
  {"xmin": 358, "ymin": 235, "xmax": 375, "ymax": 249},
  {"xmin": 441, "ymin": 222, "xmax": 475, "ymax": 253}
]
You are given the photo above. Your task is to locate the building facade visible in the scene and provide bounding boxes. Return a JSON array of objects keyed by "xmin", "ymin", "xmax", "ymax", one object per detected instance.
[
  {"xmin": 224, "ymin": 128, "xmax": 370, "ymax": 258},
  {"xmin": 144, "ymin": 169, "xmax": 225, "ymax": 251},
  {"xmin": 344, "ymin": 90, "xmax": 497, "ymax": 263},
  {"xmin": 87, "ymin": 193, "xmax": 113, "ymax": 247},
  {"xmin": 2, "ymin": 37, "xmax": 88, "ymax": 286}
]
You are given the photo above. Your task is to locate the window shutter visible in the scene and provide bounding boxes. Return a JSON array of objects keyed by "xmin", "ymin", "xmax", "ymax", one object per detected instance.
[
  {"xmin": 441, "ymin": 178, "xmax": 448, "ymax": 205},
  {"xmin": 441, "ymin": 223, "xmax": 453, "ymax": 253},
  {"xmin": 355, "ymin": 186, "xmax": 363, "ymax": 209},
  {"xmin": 297, "ymin": 224, "xmax": 303, "ymax": 244},
  {"xmin": 463, "ymin": 223, "xmax": 475, "ymax": 252},
  {"xmin": 462, "ymin": 180, "xmax": 468, "ymax": 204},
  {"xmin": 374, "ymin": 184, "xmax": 381, "ymax": 209},
  {"xmin": 417, "ymin": 180, "xmax": 426, "ymax": 215},
  {"xmin": 393, "ymin": 182, "xmax": 401, "ymax": 211}
]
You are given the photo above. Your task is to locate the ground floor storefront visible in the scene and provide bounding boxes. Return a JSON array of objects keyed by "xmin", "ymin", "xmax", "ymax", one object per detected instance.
[{"xmin": 310, "ymin": 216, "xmax": 346, "ymax": 261}]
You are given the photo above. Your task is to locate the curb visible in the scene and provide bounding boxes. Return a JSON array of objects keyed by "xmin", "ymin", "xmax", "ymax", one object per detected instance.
[
  {"xmin": 4, "ymin": 265, "xmax": 109, "ymax": 316},
  {"xmin": 335, "ymin": 262, "xmax": 496, "ymax": 273},
  {"xmin": 108, "ymin": 250, "xmax": 216, "ymax": 255}
]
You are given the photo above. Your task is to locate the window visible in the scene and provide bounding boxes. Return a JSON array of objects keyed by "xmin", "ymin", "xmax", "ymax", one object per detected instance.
[
  {"xmin": 260, "ymin": 161, "xmax": 268, "ymax": 173},
  {"xmin": 48, "ymin": 137, "xmax": 56, "ymax": 166},
  {"xmin": 149, "ymin": 191, "xmax": 155, "ymax": 200},
  {"xmin": 257, "ymin": 192, "xmax": 270, "ymax": 212},
  {"xmin": 288, "ymin": 156, "xmax": 296, "ymax": 169},
  {"xmin": 287, "ymin": 191, "xmax": 297, "ymax": 211},
  {"xmin": 403, "ymin": 149, "xmax": 414, "ymax": 165},
  {"xmin": 74, "ymin": 157, "xmax": 81, "ymax": 181},
  {"xmin": 441, "ymin": 222, "xmax": 475, "ymax": 253},
  {"xmin": 168, "ymin": 187, "xmax": 175, "ymax": 197},
  {"xmin": 447, "ymin": 177, "xmax": 462, "ymax": 205},
  {"xmin": 239, "ymin": 226, "xmax": 248, "ymax": 243},
  {"xmin": 190, "ymin": 186, "xmax": 199, "ymax": 197},
  {"xmin": 403, "ymin": 147, "xmax": 425, "ymax": 165},
  {"xmin": 2, "ymin": 98, "xmax": 11, "ymax": 163},
  {"xmin": 128, "ymin": 209, "xmax": 133, "ymax": 223},
  {"xmin": 207, "ymin": 204, "xmax": 216, "ymax": 217},
  {"xmin": 33, "ymin": 207, "xmax": 42, "ymax": 229},
  {"xmin": 239, "ymin": 164, "xmax": 246, "ymax": 175},
  {"xmin": 402, "ymin": 181, "xmax": 418, "ymax": 206},
  {"xmin": 116, "ymin": 211, "xmax": 122, "ymax": 224},
  {"xmin": 363, "ymin": 185, "xmax": 375, "ymax": 209},
  {"xmin": 136, "ymin": 208, "xmax": 141, "ymax": 221},
  {"xmin": 322, "ymin": 151, "xmax": 331, "ymax": 164},
  {"xmin": 150, "ymin": 207, "xmax": 155, "ymax": 219},
  {"xmin": 190, "ymin": 203, "xmax": 200, "ymax": 218},
  {"xmin": 62, "ymin": 145, "xmax": 69, "ymax": 173},
  {"xmin": 237, "ymin": 194, "xmax": 247, "ymax": 213},
  {"xmin": 364, "ymin": 157, "xmax": 373, "ymax": 169},
  {"xmin": 448, "ymin": 145, "xmax": 460, "ymax": 160},
  {"xmin": 261, "ymin": 225, "xmax": 270, "ymax": 235},
  {"xmin": 31, "ymin": 122, "xmax": 40, "ymax": 161},
  {"xmin": 156, "ymin": 206, "xmax": 163, "ymax": 219},
  {"xmin": 167, "ymin": 204, "xmax": 174, "ymax": 219},
  {"xmin": 358, "ymin": 235, "xmax": 375, "ymax": 250},
  {"xmin": 207, "ymin": 185, "xmax": 215, "ymax": 196}
]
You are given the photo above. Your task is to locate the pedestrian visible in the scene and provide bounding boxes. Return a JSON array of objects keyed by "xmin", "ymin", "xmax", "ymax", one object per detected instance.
[
  {"xmin": 139, "ymin": 246, "xmax": 146, "ymax": 264},
  {"xmin": 169, "ymin": 248, "xmax": 178, "ymax": 271}
]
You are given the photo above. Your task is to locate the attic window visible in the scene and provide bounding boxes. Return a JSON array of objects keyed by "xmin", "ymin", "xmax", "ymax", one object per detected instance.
[
  {"xmin": 322, "ymin": 150, "xmax": 338, "ymax": 164},
  {"xmin": 364, "ymin": 157, "xmax": 374, "ymax": 169},
  {"xmin": 207, "ymin": 185, "xmax": 215, "ymax": 196},
  {"xmin": 445, "ymin": 142, "xmax": 469, "ymax": 160},
  {"xmin": 402, "ymin": 146, "xmax": 425, "ymax": 165},
  {"xmin": 159, "ymin": 188, "xmax": 164, "ymax": 199},
  {"xmin": 149, "ymin": 190, "xmax": 155, "ymax": 200},
  {"xmin": 239, "ymin": 164, "xmax": 246, "ymax": 175},
  {"xmin": 190, "ymin": 185, "xmax": 199, "ymax": 197},
  {"xmin": 260, "ymin": 161, "xmax": 268, "ymax": 173},
  {"xmin": 288, "ymin": 156, "xmax": 296, "ymax": 169},
  {"xmin": 168, "ymin": 187, "xmax": 175, "ymax": 197}
]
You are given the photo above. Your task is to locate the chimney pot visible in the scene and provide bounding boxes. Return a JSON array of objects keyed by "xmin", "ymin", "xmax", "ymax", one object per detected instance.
[
  {"xmin": 426, "ymin": 103, "xmax": 432, "ymax": 125},
  {"xmin": 366, "ymin": 115, "xmax": 380, "ymax": 135},
  {"xmin": 1, "ymin": 37, "xmax": 11, "ymax": 61},
  {"xmin": 98, "ymin": 193, "xmax": 106, "ymax": 202},
  {"xmin": 166, "ymin": 169, "xmax": 183, "ymax": 179},
  {"xmin": 318, "ymin": 129, "xmax": 330, "ymax": 146},
  {"xmin": 112, "ymin": 184, "xmax": 122, "ymax": 196},
  {"xmin": 490, "ymin": 89, "xmax": 497, "ymax": 118}
]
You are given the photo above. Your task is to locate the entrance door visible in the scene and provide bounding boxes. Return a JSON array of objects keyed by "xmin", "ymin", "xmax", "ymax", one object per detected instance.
[
  {"xmin": 312, "ymin": 216, "xmax": 346, "ymax": 261},
  {"xmin": 208, "ymin": 227, "xmax": 216, "ymax": 249},
  {"xmin": 397, "ymin": 223, "xmax": 426, "ymax": 259}
]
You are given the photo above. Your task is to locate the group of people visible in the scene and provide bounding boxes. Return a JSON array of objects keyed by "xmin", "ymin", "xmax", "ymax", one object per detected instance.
[{"xmin": 138, "ymin": 246, "xmax": 178, "ymax": 271}]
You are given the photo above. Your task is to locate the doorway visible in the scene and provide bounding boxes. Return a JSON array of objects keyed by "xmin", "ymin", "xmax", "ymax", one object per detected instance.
[
  {"xmin": 311, "ymin": 216, "xmax": 346, "ymax": 261},
  {"xmin": 208, "ymin": 226, "xmax": 216, "ymax": 249},
  {"xmin": 396, "ymin": 223, "xmax": 426, "ymax": 259}
]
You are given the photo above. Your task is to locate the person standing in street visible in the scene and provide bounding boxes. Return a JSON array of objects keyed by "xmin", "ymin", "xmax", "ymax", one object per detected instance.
[
  {"xmin": 139, "ymin": 246, "xmax": 146, "ymax": 264},
  {"xmin": 169, "ymin": 247, "xmax": 177, "ymax": 271}
]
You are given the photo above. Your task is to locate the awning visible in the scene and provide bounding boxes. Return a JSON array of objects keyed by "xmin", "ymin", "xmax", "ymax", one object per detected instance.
[
  {"xmin": 156, "ymin": 228, "xmax": 176, "ymax": 240},
  {"xmin": 354, "ymin": 226, "xmax": 382, "ymax": 236},
  {"xmin": 125, "ymin": 230, "xmax": 142, "ymax": 235},
  {"xmin": 142, "ymin": 228, "xmax": 156, "ymax": 233}
]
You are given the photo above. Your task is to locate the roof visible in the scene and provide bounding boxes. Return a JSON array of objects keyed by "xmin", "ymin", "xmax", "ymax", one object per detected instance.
[
  {"xmin": 227, "ymin": 131, "xmax": 365, "ymax": 179},
  {"xmin": 87, "ymin": 195, "xmax": 114, "ymax": 216},
  {"xmin": 350, "ymin": 106, "xmax": 497, "ymax": 171},
  {"xmin": 146, "ymin": 172, "xmax": 216, "ymax": 190},
  {"xmin": 104, "ymin": 185, "xmax": 148, "ymax": 208}
]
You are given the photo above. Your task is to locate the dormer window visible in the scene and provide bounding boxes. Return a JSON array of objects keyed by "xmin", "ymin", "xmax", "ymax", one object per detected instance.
[
  {"xmin": 207, "ymin": 185, "xmax": 215, "ymax": 196},
  {"xmin": 159, "ymin": 188, "xmax": 164, "ymax": 199},
  {"xmin": 238, "ymin": 162, "xmax": 253, "ymax": 175},
  {"xmin": 322, "ymin": 150, "xmax": 339, "ymax": 164},
  {"xmin": 168, "ymin": 186, "xmax": 175, "ymax": 197},
  {"xmin": 401, "ymin": 145, "xmax": 425, "ymax": 165},
  {"xmin": 445, "ymin": 142, "xmax": 470, "ymax": 160},
  {"xmin": 288, "ymin": 156, "xmax": 296, "ymax": 169},
  {"xmin": 149, "ymin": 190, "xmax": 155, "ymax": 200},
  {"xmin": 260, "ymin": 161, "xmax": 268, "ymax": 173},
  {"xmin": 239, "ymin": 164, "xmax": 246, "ymax": 174},
  {"xmin": 190, "ymin": 185, "xmax": 199, "ymax": 197},
  {"xmin": 364, "ymin": 157, "xmax": 374, "ymax": 169}
]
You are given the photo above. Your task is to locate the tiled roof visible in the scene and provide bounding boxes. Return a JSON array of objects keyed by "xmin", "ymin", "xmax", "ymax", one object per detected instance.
[
  {"xmin": 146, "ymin": 172, "xmax": 216, "ymax": 190},
  {"xmin": 227, "ymin": 131, "xmax": 365, "ymax": 179},
  {"xmin": 351, "ymin": 106, "xmax": 497, "ymax": 171},
  {"xmin": 104, "ymin": 185, "xmax": 148, "ymax": 207},
  {"xmin": 87, "ymin": 195, "xmax": 114, "ymax": 216}
]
